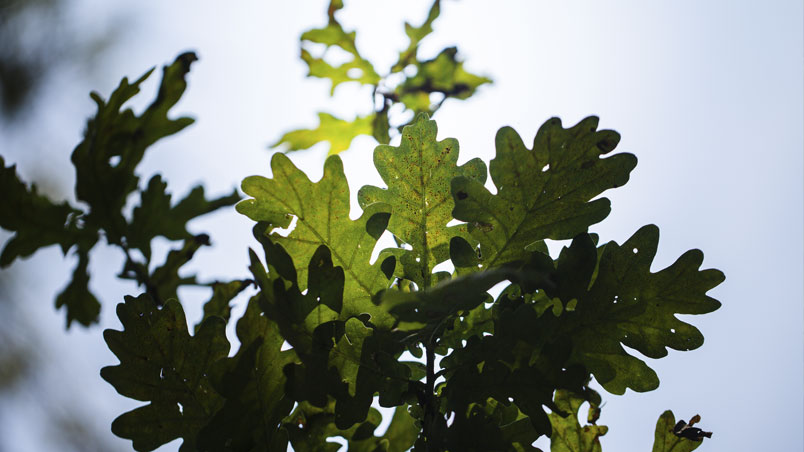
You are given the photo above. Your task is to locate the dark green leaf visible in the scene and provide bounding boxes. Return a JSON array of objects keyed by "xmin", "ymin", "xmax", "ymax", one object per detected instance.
[
  {"xmin": 71, "ymin": 52, "xmax": 197, "ymax": 244},
  {"xmin": 54, "ymin": 248, "xmax": 101, "ymax": 328},
  {"xmin": 101, "ymin": 294, "xmax": 230, "ymax": 451},
  {"xmin": 197, "ymin": 297, "xmax": 296, "ymax": 451},
  {"xmin": 128, "ymin": 175, "xmax": 239, "ymax": 259},
  {"xmin": 196, "ymin": 279, "xmax": 252, "ymax": 330},
  {"xmin": 451, "ymin": 116, "xmax": 635, "ymax": 270},
  {"xmin": 0, "ymin": 156, "xmax": 93, "ymax": 267},
  {"xmin": 551, "ymin": 227, "xmax": 724, "ymax": 394}
]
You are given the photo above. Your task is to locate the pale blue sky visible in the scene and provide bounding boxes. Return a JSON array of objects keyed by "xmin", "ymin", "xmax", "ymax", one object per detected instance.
[{"xmin": 0, "ymin": 1, "xmax": 801, "ymax": 450}]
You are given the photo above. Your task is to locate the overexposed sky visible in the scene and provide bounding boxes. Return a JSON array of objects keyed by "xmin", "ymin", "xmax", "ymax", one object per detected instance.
[{"xmin": 0, "ymin": 1, "xmax": 801, "ymax": 450}]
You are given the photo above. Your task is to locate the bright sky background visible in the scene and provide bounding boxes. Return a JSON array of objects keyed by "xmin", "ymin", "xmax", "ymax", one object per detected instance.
[{"xmin": 0, "ymin": 0, "xmax": 801, "ymax": 451}]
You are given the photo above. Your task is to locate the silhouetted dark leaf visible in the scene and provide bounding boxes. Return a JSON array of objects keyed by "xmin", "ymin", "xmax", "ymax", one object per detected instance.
[{"xmin": 101, "ymin": 294, "xmax": 230, "ymax": 451}]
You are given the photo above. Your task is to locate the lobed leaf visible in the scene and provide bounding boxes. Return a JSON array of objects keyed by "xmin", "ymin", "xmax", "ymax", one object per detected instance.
[
  {"xmin": 392, "ymin": 0, "xmax": 441, "ymax": 73},
  {"xmin": 548, "ymin": 390, "xmax": 607, "ymax": 452},
  {"xmin": 0, "ymin": 156, "xmax": 92, "ymax": 267},
  {"xmin": 451, "ymin": 116, "xmax": 635, "ymax": 270},
  {"xmin": 196, "ymin": 297, "xmax": 296, "ymax": 451},
  {"xmin": 238, "ymin": 153, "xmax": 395, "ymax": 327},
  {"xmin": 358, "ymin": 113, "xmax": 486, "ymax": 287},
  {"xmin": 128, "ymin": 175, "xmax": 239, "ymax": 259},
  {"xmin": 71, "ymin": 52, "xmax": 197, "ymax": 244},
  {"xmin": 101, "ymin": 294, "xmax": 230, "ymax": 451},
  {"xmin": 549, "ymin": 227, "xmax": 724, "ymax": 394},
  {"xmin": 300, "ymin": 2, "xmax": 380, "ymax": 94},
  {"xmin": 272, "ymin": 112, "xmax": 373, "ymax": 156},
  {"xmin": 394, "ymin": 47, "xmax": 491, "ymax": 115}
]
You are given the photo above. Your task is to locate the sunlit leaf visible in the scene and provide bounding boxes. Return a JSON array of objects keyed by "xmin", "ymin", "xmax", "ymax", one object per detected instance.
[
  {"xmin": 548, "ymin": 390, "xmax": 607, "ymax": 452},
  {"xmin": 272, "ymin": 112, "xmax": 374, "ymax": 155},
  {"xmin": 358, "ymin": 113, "xmax": 486, "ymax": 287},
  {"xmin": 238, "ymin": 153, "xmax": 395, "ymax": 327},
  {"xmin": 395, "ymin": 47, "xmax": 491, "ymax": 115},
  {"xmin": 300, "ymin": 7, "xmax": 380, "ymax": 93}
]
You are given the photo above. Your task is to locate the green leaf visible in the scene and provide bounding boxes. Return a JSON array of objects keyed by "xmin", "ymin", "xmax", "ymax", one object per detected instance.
[
  {"xmin": 451, "ymin": 116, "xmax": 636, "ymax": 270},
  {"xmin": 548, "ymin": 390, "xmax": 607, "ymax": 452},
  {"xmin": 128, "ymin": 175, "xmax": 239, "ymax": 259},
  {"xmin": 395, "ymin": 47, "xmax": 491, "ymax": 115},
  {"xmin": 0, "ymin": 156, "xmax": 93, "ymax": 267},
  {"xmin": 300, "ymin": 16, "xmax": 380, "ymax": 93},
  {"xmin": 392, "ymin": 0, "xmax": 441, "ymax": 73},
  {"xmin": 196, "ymin": 297, "xmax": 296, "ymax": 452},
  {"xmin": 55, "ymin": 249, "xmax": 101, "ymax": 328},
  {"xmin": 101, "ymin": 294, "xmax": 230, "ymax": 451},
  {"xmin": 551, "ymin": 227, "xmax": 724, "ymax": 394},
  {"xmin": 651, "ymin": 411, "xmax": 703, "ymax": 452},
  {"xmin": 71, "ymin": 52, "xmax": 197, "ymax": 244},
  {"xmin": 358, "ymin": 113, "xmax": 486, "ymax": 287},
  {"xmin": 238, "ymin": 153, "xmax": 395, "ymax": 327},
  {"xmin": 196, "ymin": 279, "xmax": 252, "ymax": 330},
  {"xmin": 272, "ymin": 112, "xmax": 374, "ymax": 155},
  {"xmin": 119, "ymin": 235, "xmax": 209, "ymax": 306}
]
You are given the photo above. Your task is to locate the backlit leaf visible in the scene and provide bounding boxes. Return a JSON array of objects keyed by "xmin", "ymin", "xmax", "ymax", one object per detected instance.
[
  {"xmin": 548, "ymin": 390, "xmax": 607, "ymax": 452},
  {"xmin": 238, "ymin": 153, "xmax": 395, "ymax": 327},
  {"xmin": 451, "ymin": 116, "xmax": 636, "ymax": 270},
  {"xmin": 272, "ymin": 112, "xmax": 373, "ymax": 156},
  {"xmin": 550, "ymin": 227, "xmax": 724, "ymax": 394},
  {"xmin": 395, "ymin": 47, "xmax": 491, "ymax": 115},
  {"xmin": 358, "ymin": 113, "xmax": 486, "ymax": 287}
]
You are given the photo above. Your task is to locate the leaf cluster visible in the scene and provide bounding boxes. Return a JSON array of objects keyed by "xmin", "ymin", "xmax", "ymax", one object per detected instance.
[
  {"xmin": 101, "ymin": 102, "xmax": 722, "ymax": 450},
  {"xmin": 0, "ymin": 53, "xmax": 239, "ymax": 327},
  {"xmin": 273, "ymin": 0, "xmax": 491, "ymax": 155},
  {"xmin": 0, "ymin": 4, "xmax": 724, "ymax": 450}
]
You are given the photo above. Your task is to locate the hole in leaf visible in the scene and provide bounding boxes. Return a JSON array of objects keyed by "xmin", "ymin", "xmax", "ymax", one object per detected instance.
[
  {"xmin": 632, "ymin": 248, "xmax": 638, "ymax": 254},
  {"xmin": 109, "ymin": 156, "xmax": 121, "ymax": 166},
  {"xmin": 177, "ymin": 403, "xmax": 184, "ymax": 415},
  {"xmin": 347, "ymin": 67, "xmax": 363, "ymax": 79},
  {"xmin": 541, "ymin": 164, "xmax": 550, "ymax": 172}
]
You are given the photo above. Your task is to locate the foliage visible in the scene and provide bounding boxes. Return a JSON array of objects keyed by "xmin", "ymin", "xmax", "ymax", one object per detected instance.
[
  {"xmin": 0, "ymin": 2, "xmax": 723, "ymax": 451},
  {"xmin": 272, "ymin": 0, "xmax": 491, "ymax": 155},
  {"xmin": 0, "ymin": 52, "xmax": 239, "ymax": 327}
]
